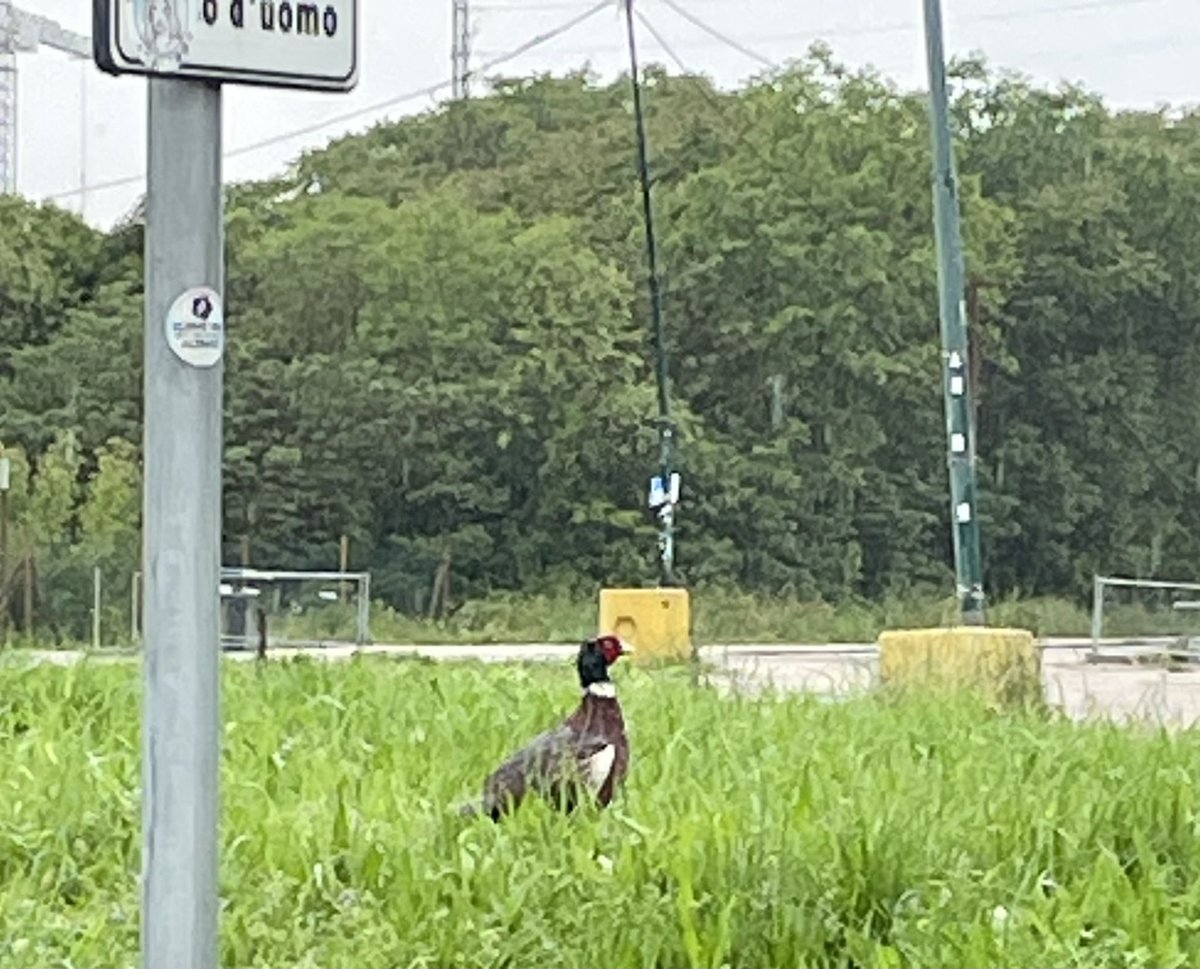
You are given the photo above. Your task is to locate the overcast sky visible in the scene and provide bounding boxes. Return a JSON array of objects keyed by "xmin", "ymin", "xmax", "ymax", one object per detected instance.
[{"xmin": 14, "ymin": 0, "xmax": 1199, "ymax": 229}]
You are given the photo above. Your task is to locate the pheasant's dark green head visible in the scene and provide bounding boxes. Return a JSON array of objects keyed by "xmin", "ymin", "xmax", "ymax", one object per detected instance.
[{"xmin": 576, "ymin": 635, "xmax": 631, "ymax": 687}]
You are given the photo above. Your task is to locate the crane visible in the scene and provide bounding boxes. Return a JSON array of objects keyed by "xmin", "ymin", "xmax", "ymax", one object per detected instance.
[{"xmin": 0, "ymin": 1, "xmax": 90, "ymax": 197}]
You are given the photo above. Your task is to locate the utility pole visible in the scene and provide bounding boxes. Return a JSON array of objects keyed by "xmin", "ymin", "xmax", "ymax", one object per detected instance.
[
  {"xmin": 79, "ymin": 60, "xmax": 88, "ymax": 220},
  {"xmin": 451, "ymin": 0, "xmax": 471, "ymax": 99},
  {"xmin": 93, "ymin": 4, "xmax": 360, "ymax": 962},
  {"xmin": 0, "ymin": 452, "xmax": 9, "ymax": 645},
  {"xmin": 966, "ymin": 276, "xmax": 998, "ymax": 438},
  {"xmin": 141, "ymin": 75, "xmax": 225, "ymax": 969},
  {"xmin": 922, "ymin": 0, "xmax": 985, "ymax": 625},
  {"xmin": 22, "ymin": 554, "xmax": 31, "ymax": 635},
  {"xmin": 0, "ymin": 2, "xmax": 90, "ymax": 197},
  {"xmin": 0, "ymin": 1, "xmax": 14, "ymax": 194},
  {"xmin": 623, "ymin": 0, "xmax": 677, "ymax": 586},
  {"xmin": 339, "ymin": 533, "xmax": 350, "ymax": 604}
]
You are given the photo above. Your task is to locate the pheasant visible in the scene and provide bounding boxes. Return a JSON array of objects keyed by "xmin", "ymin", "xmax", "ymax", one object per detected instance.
[{"xmin": 459, "ymin": 635, "xmax": 632, "ymax": 821}]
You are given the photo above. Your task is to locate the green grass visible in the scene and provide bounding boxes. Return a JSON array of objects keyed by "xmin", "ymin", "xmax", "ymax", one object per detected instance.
[
  {"xmin": 18, "ymin": 583, "xmax": 1200, "ymax": 651},
  {"xmin": 4, "ymin": 656, "xmax": 1200, "ymax": 967},
  {"xmin": 266, "ymin": 587, "xmax": 1200, "ymax": 647}
]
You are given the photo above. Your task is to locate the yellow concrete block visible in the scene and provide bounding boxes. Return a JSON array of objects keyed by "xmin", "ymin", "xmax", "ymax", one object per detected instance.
[
  {"xmin": 599, "ymin": 587, "xmax": 691, "ymax": 662},
  {"xmin": 878, "ymin": 626, "xmax": 1041, "ymax": 706}
]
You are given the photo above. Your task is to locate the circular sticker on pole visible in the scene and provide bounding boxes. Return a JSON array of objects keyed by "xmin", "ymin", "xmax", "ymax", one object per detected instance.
[{"xmin": 165, "ymin": 286, "xmax": 224, "ymax": 368}]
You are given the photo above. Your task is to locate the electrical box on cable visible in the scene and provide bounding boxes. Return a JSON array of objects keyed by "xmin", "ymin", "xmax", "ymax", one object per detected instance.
[{"xmin": 648, "ymin": 473, "xmax": 680, "ymax": 511}]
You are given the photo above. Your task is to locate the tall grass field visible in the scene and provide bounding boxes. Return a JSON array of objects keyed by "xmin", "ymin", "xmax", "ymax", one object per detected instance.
[{"xmin": 3, "ymin": 655, "xmax": 1200, "ymax": 967}]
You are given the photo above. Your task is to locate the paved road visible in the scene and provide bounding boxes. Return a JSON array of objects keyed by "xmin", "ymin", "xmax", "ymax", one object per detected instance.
[{"xmin": 12, "ymin": 638, "xmax": 1200, "ymax": 728}]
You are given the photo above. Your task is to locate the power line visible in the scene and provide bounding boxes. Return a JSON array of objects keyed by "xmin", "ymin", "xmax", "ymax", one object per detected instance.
[
  {"xmin": 637, "ymin": 10, "xmax": 761, "ymax": 83},
  {"xmin": 657, "ymin": 0, "xmax": 776, "ymax": 68},
  {"xmin": 473, "ymin": 0, "xmax": 613, "ymax": 71},
  {"xmin": 485, "ymin": 0, "xmax": 1168, "ymax": 55},
  {"xmin": 634, "ymin": 10, "xmax": 779, "ymax": 176},
  {"xmin": 482, "ymin": 0, "xmax": 1162, "ymax": 26},
  {"xmin": 46, "ymin": 0, "xmax": 613, "ymax": 203},
  {"xmin": 742, "ymin": 0, "xmax": 1168, "ymax": 44},
  {"xmin": 45, "ymin": 0, "xmax": 1178, "ymax": 204},
  {"xmin": 479, "ymin": 1, "xmax": 614, "ymax": 10}
]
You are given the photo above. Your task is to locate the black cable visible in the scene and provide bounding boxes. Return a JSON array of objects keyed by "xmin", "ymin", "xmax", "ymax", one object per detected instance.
[
  {"xmin": 657, "ymin": 0, "xmax": 777, "ymax": 68},
  {"xmin": 623, "ymin": 0, "xmax": 678, "ymax": 587}
]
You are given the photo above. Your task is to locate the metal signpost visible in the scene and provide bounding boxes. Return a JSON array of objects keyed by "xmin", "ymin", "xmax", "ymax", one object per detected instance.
[
  {"xmin": 921, "ymin": 0, "xmax": 986, "ymax": 626},
  {"xmin": 91, "ymin": 2, "xmax": 358, "ymax": 966}
]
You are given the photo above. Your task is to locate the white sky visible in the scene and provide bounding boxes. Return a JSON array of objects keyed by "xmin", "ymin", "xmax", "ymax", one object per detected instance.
[{"xmin": 15, "ymin": 0, "xmax": 1200, "ymax": 229}]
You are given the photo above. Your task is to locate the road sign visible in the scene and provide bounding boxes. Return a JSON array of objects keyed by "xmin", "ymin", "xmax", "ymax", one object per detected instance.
[
  {"xmin": 93, "ymin": 0, "xmax": 358, "ymax": 91},
  {"xmin": 97, "ymin": 6, "xmax": 361, "ymax": 969}
]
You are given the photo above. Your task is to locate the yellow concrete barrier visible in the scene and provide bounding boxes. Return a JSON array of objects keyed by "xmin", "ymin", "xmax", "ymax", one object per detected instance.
[
  {"xmin": 877, "ymin": 626, "xmax": 1041, "ymax": 706},
  {"xmin": 598, "ymin": 587, "xmax": 691, "ymax": 662}
]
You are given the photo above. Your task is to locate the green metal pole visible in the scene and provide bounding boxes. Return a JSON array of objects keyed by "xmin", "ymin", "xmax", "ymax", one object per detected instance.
[{"xmin": 921, "ymin": 0, "xmax": 986, "ymax": 625}]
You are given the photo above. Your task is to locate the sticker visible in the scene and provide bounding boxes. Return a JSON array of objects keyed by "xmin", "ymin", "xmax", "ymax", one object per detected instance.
[
  {"xmin": 165, "ymin": 286, "xmax": 224, "ymax": 368},
  {"xmin": 131, "ymin": 0, "xmax": 192, "ymax": 72}
]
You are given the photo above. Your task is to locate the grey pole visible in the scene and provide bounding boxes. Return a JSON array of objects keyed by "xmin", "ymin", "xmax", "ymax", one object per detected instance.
[
  {"xmin": 141, "ymin": 76, "xmax": 223, "ymax": 969},
  {"xmin": 92, "ymin": 565, "xmax": 101, "ymax": 649},
  {"xmin": 131, "ymin": 570, "xmax": 140, "ymax": 644},
  {"xmin": 1090, "ymin": 574, "xmax": 1104, "ymax": 657},
  {"xmin": 358, "ymin": 572, "xmax": 371, "ymax": 645},
  {"xmin": 921, "ymin": 0, "xmax": 986, "ymax": 626}
]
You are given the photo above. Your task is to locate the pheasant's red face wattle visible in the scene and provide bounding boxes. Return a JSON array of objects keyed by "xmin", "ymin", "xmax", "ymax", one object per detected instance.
[{"xmin": 597, "ymin": 635, "xmax": 628, "ymax": 665}]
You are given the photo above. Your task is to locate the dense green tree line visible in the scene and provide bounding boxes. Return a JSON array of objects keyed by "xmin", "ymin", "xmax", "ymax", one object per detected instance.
[{"xmin": 3, "ymin": 49, "xmax": 1199, "ymax": 636}]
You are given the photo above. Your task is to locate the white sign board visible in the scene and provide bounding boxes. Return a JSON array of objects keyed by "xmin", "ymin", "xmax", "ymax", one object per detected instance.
[
  {"xmin": 93, "ymin": 0, "xmax": 358, "ymax": 91},
  {"xmin": 165, "ymin": 286, "xmax": 225, "ymax": 368}
]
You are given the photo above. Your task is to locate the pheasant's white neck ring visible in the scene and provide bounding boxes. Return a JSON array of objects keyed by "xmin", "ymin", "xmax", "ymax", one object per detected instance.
[{"xmin": 585, "ymin": 681, "xmax": 617, "ymax": 698}]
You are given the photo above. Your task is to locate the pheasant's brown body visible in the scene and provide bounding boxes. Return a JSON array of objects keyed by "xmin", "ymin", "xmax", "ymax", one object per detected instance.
[{"xmin": 460, "ymin": 636, "xmax": 632, "ymax": 821}]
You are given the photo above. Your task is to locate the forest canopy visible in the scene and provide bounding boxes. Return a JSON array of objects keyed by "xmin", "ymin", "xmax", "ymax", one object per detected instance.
[{"xmin": 3, "ymin": 49, "xmax": 1199, "ymax": 636}]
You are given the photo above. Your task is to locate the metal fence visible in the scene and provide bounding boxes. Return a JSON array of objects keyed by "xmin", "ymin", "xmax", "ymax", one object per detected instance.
[{"xmin": 4, "ymin": 563, "xmax": 372, "ymax": 650}]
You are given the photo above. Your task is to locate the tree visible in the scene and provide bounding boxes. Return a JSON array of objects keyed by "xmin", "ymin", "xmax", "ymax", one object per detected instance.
[{"xmin": 0, "ymin": 197, "xmax": 102, "ymax": 361}]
